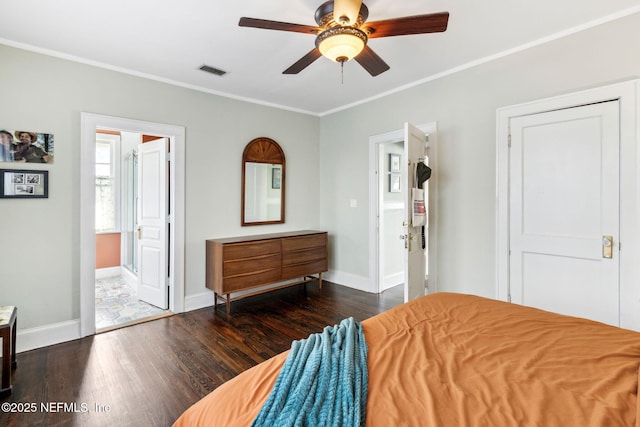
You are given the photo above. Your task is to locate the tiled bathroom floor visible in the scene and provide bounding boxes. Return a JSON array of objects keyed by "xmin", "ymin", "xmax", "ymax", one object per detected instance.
[{"xmin": 95, "ymin": 276, "xmax": 169, "ymax": 331}]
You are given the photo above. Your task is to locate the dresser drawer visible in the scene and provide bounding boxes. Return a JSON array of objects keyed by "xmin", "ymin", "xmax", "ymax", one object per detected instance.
[
  {"xmin": 281, "ymin": 234, "xmax": 326, "ymax": 252},
  {"xmin": 282, "ymin": 259, "xmax": 327, "ymax": 280},
  {"xmin": 223, "ymin": 267, "xmax": 282, "ymax": 292},
  {"xmin": 282, "ymin": 247, "xmax": 326, "ymax": 266},
  {"xmin": 224, "ymin": 253, "xmax": 281, "ymax": 278},
  {"xmin": 223, "ymin": 240, "xmax": 280, "ymax": 261}
]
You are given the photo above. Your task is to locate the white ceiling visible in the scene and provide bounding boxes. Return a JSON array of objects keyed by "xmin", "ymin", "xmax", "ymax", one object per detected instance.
[{"xmin": 2, "ymin": 1, "xmax": 639, "ymax": 115}]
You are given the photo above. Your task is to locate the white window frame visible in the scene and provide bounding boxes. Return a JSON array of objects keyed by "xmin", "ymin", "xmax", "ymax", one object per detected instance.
[{"xmin": 95, "ymin": 133, "xmax": 121, "ymax": 233}]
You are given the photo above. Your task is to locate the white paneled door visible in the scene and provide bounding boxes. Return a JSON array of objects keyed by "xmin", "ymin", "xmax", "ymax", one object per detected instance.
[
  {"xmin": 403, "ymin": 122, "xmax": 427, "ymax": 302},
  {"xmin": 137, "ymin": 138, "xmax": 169, "ymax": 309},
  {"xmin": 509, "ymin": 101, "xmax": 620, "ymax": 326}
]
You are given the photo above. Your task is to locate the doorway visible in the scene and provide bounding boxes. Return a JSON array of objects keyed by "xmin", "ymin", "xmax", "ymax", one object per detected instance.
[
  {"xmin": 377, "ymin": 140, "xmax": 405, "ymax": 292},
  {"xmin": 80, "ymin": 113, "xmax": 185, "ymax": 338},
  {"xmin": 94, "ymin": 130, "xmax": 171, "ymax": 331},
  {"xmin": 368, "ymin": 122, "xmax": 439, "ymax": 298}
]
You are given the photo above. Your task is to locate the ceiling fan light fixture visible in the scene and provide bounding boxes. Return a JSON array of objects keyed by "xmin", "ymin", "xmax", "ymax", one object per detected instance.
[
  {"xmin": 333, "ymin": 0, "xmax": 362, "ymax": 25},
  {"xmin": 316, "ymin": 27, "xmax": 367, "ymax": 63}
]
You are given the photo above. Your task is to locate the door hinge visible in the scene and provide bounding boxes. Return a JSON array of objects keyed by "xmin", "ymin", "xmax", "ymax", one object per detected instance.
[
  {"xmin": 167, "ymin": 214, "xmax": 173, "ymax": 224},
  {"xmin": 508, "ymin": 134, "xmax": 511, "ymax": 148}
]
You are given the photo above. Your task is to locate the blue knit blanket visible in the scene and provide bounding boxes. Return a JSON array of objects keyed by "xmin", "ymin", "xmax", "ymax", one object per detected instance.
[{"xmin": 251, "ymin": 317, "xmax": 368, "ymax": 427}]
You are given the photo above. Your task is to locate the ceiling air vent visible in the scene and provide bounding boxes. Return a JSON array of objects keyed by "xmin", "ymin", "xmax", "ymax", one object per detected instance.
[{"xmin": 199, "ymin": 65, "xmax": 227, "ymax": 76}]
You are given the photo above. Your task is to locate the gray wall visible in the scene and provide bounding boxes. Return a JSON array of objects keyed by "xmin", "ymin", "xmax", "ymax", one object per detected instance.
[
  {"xmin": 319, "ymin": 13, "xmax": 640, "ymax": 297},
  {"xmin": 0, "ymin": 45, "xmax": 320, "ymax": 330}
]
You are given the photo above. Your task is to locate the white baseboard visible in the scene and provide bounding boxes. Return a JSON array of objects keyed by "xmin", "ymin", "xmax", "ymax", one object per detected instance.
[
  {"xmin": 184, "ymin": 290, "xmax": 215, "ymax": 312},
  {"xmin": 95, "ymin": 266, "xmax": 121, "ymax": 279},
  {"xmin": 324, "ymin": 270, "xmax": 374, "ymax": 293},
  {"xmin": 382, "ymin": 272, "xmax": 403, "ymax": 291},
  {"xmin": 16, "ymin": 320, "xmax": 81, "ymax": 353}
]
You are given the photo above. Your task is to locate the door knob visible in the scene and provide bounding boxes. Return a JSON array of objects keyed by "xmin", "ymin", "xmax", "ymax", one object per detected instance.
[
  {"xmin": 137, "ymin": 226, "xmax": 142, "ymax": 240},
  {"xmin": 602, "ymin": 235, "xmax": 613, "ymax": 259}
]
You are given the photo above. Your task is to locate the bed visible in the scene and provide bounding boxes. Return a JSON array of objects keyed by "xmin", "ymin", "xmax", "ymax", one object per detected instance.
[{"xmin": 173, "ymin": 292, "xmax": 640, "ymax": 426}]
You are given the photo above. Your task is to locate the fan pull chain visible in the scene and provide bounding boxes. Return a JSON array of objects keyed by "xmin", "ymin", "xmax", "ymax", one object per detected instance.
[{"xmin": 341, "ymin": 60, "xmax": 344, "ymax": 84}]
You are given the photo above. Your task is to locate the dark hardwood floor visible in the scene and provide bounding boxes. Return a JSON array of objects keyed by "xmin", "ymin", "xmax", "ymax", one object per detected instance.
[{"xmin": 1, "ymin": 282, "xmax": 403, "ymax": 427}]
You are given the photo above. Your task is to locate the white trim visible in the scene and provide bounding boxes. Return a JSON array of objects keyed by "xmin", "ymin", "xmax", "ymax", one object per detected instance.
[
  {"xmin": 368, "ymin": 123, "xmax": 438, "ymax": 294},
  {"xmin": 382, "ymin": 272, "xmax": 404, "ymax": 291},
  {"xmin": 95, "ymin": 266, "xmax": 121, "ymax": 279},
  {"xmin": 496, "ymin": 79, "xmax": 640, "ymax": 330},
  {"xmin": 16, "ymin": 320, "xmax": 81, "ymax": 353},
  {"xmin": 323, "ymin": 270, "xmax": 372, "ymax": 293},
  {"xmin": 184, "ymin": 291, "xmax": 215, "ymax": 312},
  {"xmin": 95, "ymin": 132, "xmax": 122, "ymax": 232},
  {"xmin": 80, "ymin": 113, "xmax": 186, "ymax": 338}
]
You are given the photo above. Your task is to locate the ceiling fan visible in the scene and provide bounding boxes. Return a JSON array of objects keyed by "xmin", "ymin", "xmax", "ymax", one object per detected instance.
[{"xmin": 239, "ymin": 0, "xmax": 449, "ymax": 76}]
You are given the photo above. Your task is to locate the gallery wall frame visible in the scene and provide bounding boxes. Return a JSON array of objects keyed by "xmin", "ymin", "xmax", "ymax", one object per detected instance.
[
  {"xmin": 389, "ymin": 173, "xmax": 401, "ymax": 192},
  {"xmin": 272, "ymin": 167, "xmax": 281, "ymax": 189},
  {"xmin": 0, "ymin": 129, "xmax": 54, "ymax": 163},
  {"xmin": 389, "ymin": 153, "xmax": 401, "ymax": 172},
  {"xmin": 0, "ymin": 169, "xmax": 49, "ymax": 198}
]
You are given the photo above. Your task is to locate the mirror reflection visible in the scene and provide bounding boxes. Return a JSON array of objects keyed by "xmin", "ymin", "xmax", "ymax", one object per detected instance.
[
  {"xmin": 241, "ymin": 137, "xmax": 285, "ymax": 226},
  {"xmin": 244, "ymin": 162, "xmax": 282, "ymax": 223}
]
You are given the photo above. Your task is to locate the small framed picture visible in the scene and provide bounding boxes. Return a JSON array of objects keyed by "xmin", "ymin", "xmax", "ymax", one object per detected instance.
[
  {"xmin": 389, "ymin": 153, "xmax": 401, "ymax": 172},
  {"xmin": 389, "ymin": 173, "xmax": 401, "ymax": 193},
  {"xmin": 0, "ymin": 169, "xmax": 48, "ymax": 198},
  {"xmin": 272, "ymin": 167, "xmax": 282, "ymax": 189}
]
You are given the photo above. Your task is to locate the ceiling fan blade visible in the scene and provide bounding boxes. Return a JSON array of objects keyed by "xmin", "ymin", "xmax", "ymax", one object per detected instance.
[
  {"xmin": 334, "ymin": 0, "xmax": 363, "ymax": 25},
  {"xmin": 283, "ymin": 49, "xmax": 322, "ymax": 74},
  {"xmin": 354, "ymin": 46, "xmax": 390, "ymax": 76},
  {"xmin": 239, "ymin": 17, "xmax": 321, "ymax": 35},
  {"xmin": 364, "ymin": 12, "xmax": 449, "ymax": 38}
]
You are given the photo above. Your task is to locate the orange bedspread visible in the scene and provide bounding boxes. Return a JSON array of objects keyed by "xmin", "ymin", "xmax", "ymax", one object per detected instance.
[{"xmin": 174, "ymin": 293, "xmax": 640, "ymax": 426}]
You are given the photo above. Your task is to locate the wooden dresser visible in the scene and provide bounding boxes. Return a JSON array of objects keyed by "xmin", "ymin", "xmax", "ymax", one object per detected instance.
[{"xmin": 206, "ymin": 230, "xmax": 328, "ymax": 313}]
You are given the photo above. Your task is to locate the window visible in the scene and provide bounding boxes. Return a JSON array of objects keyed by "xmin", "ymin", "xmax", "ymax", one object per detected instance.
[{"xmin": 95, "ymin": 133, "xmax": 120, "ymax": 232}]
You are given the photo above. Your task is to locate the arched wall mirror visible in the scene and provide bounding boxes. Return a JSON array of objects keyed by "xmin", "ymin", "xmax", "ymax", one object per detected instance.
[{"xmin": 242, "ymin": 137, "xmax": 285, "ymax": 226}]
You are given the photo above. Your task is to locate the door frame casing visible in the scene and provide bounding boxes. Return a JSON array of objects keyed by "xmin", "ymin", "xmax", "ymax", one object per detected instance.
[
  {"xmin": 80, "ymin": 113, "xmax": 185, "ymax": 337},
  {"xmin": 496, "ymin": 79, "xmax": 640, "ymax": 330},
  {"xmin": 368, "ymin": 122, "xmax": 439, "ymax": 294}
]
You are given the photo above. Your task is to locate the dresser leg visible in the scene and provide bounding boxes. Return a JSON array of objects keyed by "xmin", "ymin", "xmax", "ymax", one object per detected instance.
[
  {"xmin": 11, "ymin": 317, "xmax": 16, "ymax": 369},
  {"xmin": 226, "ymin": 294, "xmax": 231, "ymax": 314},
  {"xmin": 318, "ymin": 272, "xmax": 323, "ymax": 289},
  {"xmin": 1, "ymin": 326, "xmax": 11, "ymax": 396}
]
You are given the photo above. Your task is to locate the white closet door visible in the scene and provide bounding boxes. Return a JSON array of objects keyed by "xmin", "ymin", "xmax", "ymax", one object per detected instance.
[{"xmin": 509, "ymin": 101, "xmax": 620, "ymax": 326}]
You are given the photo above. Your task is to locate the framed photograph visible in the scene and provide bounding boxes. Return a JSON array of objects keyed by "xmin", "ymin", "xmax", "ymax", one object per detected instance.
[
  {"xmin": 272, "ymin": 167, "xmax": 282, "ymax": 189},
  {"xmin": 389, "ymin": 153, "xmax": 401, "ymax": 172},
  {"xmin": 0, "ymin": 129, "xmax": 54, "ymax": 163},
  {"xmin": 389, "ymin": 173, "xmax": 401, "ymax": 193},
  {"xmin": 0, "ymin": 169, "xmax": 48, "ymax": 198}
]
